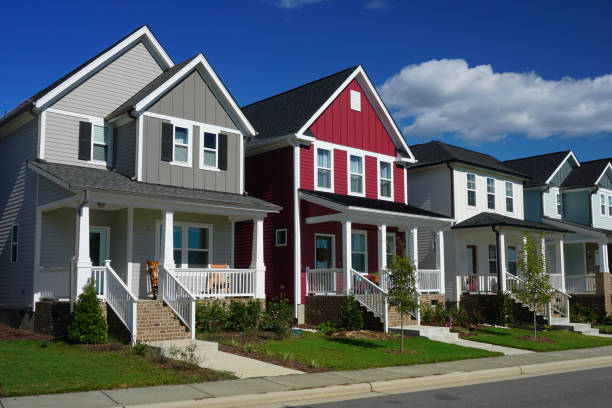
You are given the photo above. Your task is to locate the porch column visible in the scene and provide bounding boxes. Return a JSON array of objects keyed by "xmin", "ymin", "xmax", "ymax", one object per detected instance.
[
  {"xmin": 250, "ymin": 217, "xmax": 266, "ymax": 299},
  {"xmin": 541, "ymin": 235, "xmax": 547, "ymax": 273},
  {"xmin": 410, "ymin": 228, "xmax": 419, "ymax": 270},
  {"xmin": 75, "ymin": 204, "xmax": 92, "ymax": 297},
  {"xmin": 436, "ymin": 230, "xmax": 445, "ymax": 294},
  {"xmin": 555, "ymin": 236, "xmax": 566, "ymax": 292},
  {"xmin": 497, "ymin": 230, "xmax": 507, "ymax": 292},
  {"xmin": 162, "ymin": 210, "xmax": 174, "ymax": 270},
  {"xmin": 126, "ymin": 207, "xmax": 134, "ymax": 290},
  {"xmin": 378, "ymin": 224, "xmax": 387, "ymax": 272},
  {"xmin": 599, "ymin": 242, "xmax": 610, "ymax": 273},
  {"xmin": 342, "ymin": 219, "xmax": 352, "ymax": 293}
]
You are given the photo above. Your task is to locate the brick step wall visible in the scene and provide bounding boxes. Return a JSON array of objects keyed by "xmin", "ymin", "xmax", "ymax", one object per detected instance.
[{"xmin": 136, "ymin": 300, "xmax": 191, "ymax": 342}]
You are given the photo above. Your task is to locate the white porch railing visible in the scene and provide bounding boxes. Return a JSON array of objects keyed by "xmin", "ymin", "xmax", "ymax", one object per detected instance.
[
  {"xmin": 103, "ymin": 261, "xmax": 138, "ymax": 344},
  {"xmin": 91, "ymin": 266, "xmax": 107, "ymax": 297},
  {"xmin": 505, "ymin": 272, "xmax": 570, "ymax": 319},
  {"xmin": 305, "ymin": 268, "xmax": 344, "ymax": 295},
  {"xmin": 460, "ymin": 274, "xmax": 498, "ymax": 294},
  {"xmin": 565, "ymin": 275, "xmax": 596, "ymax": 294},
  {"xmin": 350, "ymin": 269, "xmax": 389, "ymax": 332},
  {"xmin": 172, "ymin": 268, "xmax": 256, "ymax": 298},
  {"xmin": 418, "ymin": 269, "xmax": 441, "ymax": 292},
  {"xmin": 160, "ymin": 266, "xmax": 196, "ymax": 339},
  {"xmin": 548, "ymin": 274, "xmax": 563, "ymax": 291}
]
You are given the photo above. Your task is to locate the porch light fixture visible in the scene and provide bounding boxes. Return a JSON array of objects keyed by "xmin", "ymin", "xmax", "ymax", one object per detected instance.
[{"xmin": 96, "ymin": 203, "xmax": 106, "ymax": 208}]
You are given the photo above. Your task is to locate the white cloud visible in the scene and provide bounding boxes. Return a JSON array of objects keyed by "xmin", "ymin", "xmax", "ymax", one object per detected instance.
[
  {"xmin": 270, "ymin": 0, "xmax": 326, "ymax": 9},
  {"xmin": 378, "ymin": 59, "xmax": 612, "ymax": 143},
  {"xmin": 365, "ymin": 1, "xmax": 392, "ymax": 10}
]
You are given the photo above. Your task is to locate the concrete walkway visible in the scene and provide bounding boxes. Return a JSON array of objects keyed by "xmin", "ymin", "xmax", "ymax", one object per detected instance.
[
  {"xmin": 437, "ymin": 337, "xmax": 534, "ymax": 355},
  {"xmin": 3, "ymin": 346, "xmax": 612, "ymax": 408},
  {"xmin": 147, "ymin": 339, "xmax": 302, "ymax": 378}
]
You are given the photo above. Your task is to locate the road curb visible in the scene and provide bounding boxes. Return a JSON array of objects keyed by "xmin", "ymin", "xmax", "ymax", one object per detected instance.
[{"xmin": 519, "ymin": 355, "xmax": 612, "ymax": 375}]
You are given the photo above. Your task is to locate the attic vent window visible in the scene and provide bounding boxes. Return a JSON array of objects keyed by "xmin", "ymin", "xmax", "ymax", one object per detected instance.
[{"xmin": 350, "ymin": 90, "xmax": 361, "ymax": 111}]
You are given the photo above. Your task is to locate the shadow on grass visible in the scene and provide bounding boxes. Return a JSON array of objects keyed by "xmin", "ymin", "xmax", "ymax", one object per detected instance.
[
  {"xmin": 476, "ymin": 327, "xmax": 515, "ymax": 337},
  {"xmin": 326, "ymin": 337, "xmax": 384, "ymax": 349}
]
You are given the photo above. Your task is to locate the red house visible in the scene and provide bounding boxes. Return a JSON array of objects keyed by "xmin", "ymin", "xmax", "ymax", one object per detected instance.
[{"xmin": 240, "ymin": 66, "xmax": 452, "ymax": 329}]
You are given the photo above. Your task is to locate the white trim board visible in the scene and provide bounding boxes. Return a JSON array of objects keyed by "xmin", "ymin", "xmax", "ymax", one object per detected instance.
[{"xmin": 545, "ymin": 151, "xmax": 580, "ymax": 185}]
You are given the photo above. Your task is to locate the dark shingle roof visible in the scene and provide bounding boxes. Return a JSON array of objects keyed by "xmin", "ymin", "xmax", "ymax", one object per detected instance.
[
  {"xmin": 561, "ymin": 158, "xmax": 612, "ymax": 189},
  {"xmin": 242, "ymin": 66, "xmax": 358, "ymax": 144},
  {"xmin": 299, "ymin": 189, "xmax": 450, "ymax": 219},
  {"xmin": 542, "ymin": 216, "xmax": 612, "ymax": 236},
  {"xmin": 408, "ymin": 141, "xmax": 530, "ymax": 179},
  {"xmin": 503, "ymin": 151, "xmax": 572, "ymax": 187},
  {"xmin": 107, "ymin": 55, "xmax": 198, "ymax": 119},
  {"xmin": 29, "ymin": 161, "xmax": 279, "ymax": 211},
  {"xmin": 453, "ymin": 212, "xmax": 568, "ymax": 233}
]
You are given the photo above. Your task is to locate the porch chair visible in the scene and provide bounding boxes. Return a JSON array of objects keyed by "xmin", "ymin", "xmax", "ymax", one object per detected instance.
[
  {"xmin": 146, "ymin": 261, "xmax": 159, "ymax": 299},
  {"xmin": 208, "ymin": 264, "xmax": 230, "ymax": 294}
]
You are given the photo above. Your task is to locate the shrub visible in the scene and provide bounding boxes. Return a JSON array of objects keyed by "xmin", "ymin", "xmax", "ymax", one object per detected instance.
[
  {"xmin": 131, "ymin": 341, "xmax": 151, "ymax": 357},
  {"xmin": 195, "ymin": 300, "xmax": 227, "ymax": 333},
  {"xmin": 167, "ymin": 341, "xmax": 201, "ymax": 365},
  {"xmin": 265, "ymin": 298, "xmax": 294, "ymax": 337},
  {"xmin": 496, "ymin": 292, "xmax": 514, "ymax": 326},
  {"xmin": 450, "ymin": 305, "xmax": 470, "ymax": 330},
  {"xmin": 421, "ymin": 303, "xmax": 448, "ymax": 326},
  {"xmin": 317, "ymin": 321, "xmax": 335, "ymax": 335},
  {"xmin": 225, "ymin": 300, "xmax": 263, "ymax": 331},
  {"xmin": 67, "ymin": 278, "xmax": 108, "ymax": 344},
  {"xmin": 337, "ymin": 296, "xmax": 363, "ymax": 331},
  {"xmin": 570, "ymin": 303, "xmax": 597, "ymax": 323}
]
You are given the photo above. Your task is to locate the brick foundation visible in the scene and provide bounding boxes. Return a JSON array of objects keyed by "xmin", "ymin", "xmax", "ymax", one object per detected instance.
[
  {"xmin": 33, "ymin": 301, "xmax": 72, "ymax": 337},
  {"xmin": 595, "ymin": 272, "xmax": 612, "ymax": 315}
]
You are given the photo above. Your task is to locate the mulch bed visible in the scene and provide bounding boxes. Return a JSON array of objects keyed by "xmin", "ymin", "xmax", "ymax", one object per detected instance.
[
  {"xmin": 218, "ymin": 343, "xmax": 327, "ymax": 373},
  {"xmin": 330, "ymin": 330, "xmax": 402, "ymax": 341},
  {"xmin": 518, "ymin": 335, "xmax": 555, "ymax": 343},
  {"xmin": 0, "ymin": 325, "xmax": 53, "ymax": 341}
]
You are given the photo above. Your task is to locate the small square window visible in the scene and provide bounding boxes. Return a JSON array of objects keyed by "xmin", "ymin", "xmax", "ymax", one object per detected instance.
[
  {"xmin": 350, "ymin": 90, "xmax": 361, "ymax": 111},
  {"xmin": 276, "ymin": 229, "xmax": 287, "ymax": 246}
]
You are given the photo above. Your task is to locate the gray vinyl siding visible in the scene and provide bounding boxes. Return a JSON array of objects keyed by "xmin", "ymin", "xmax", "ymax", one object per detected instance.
[
  {"xmin": 51, "ymin": 41, "xmax": 164, "ymax": 117},
  {"xmin": 563, "ymin": 190, "xmax": 591, "ymax": 226},
  {"xmin": 550, "ymin": 160, "xmax": 574, "ymax": 186},
  {"xmin": 0, "ymin": 119, "xmax": 38, "ymax": 308},
  {"xmin": 417, "ymin": 229, "xmax": 437, "ymax": 269},
  {"xmin": 406, "ymin": 165, "xmax": 452, "ymax": 217},
  {"xmin": 598, "ymin": 172, "xmax": 612, "ymax": 190},
  {"xmin": 564, "ymin": 243, "xmax": 586, "ymax": 276},
  {"xmin": 141, "ymin": 115, "xmax": 241, "ymax": 192},
  {"xmin": 114, "ymin": 120, "xmax": 136, "ymax": 178},
  {"xmin": 37, "ymin": 176, "xmax": 74, "ymax": 206},
  {"xmin": 147, "ymin": 70, "xmax": 238, "ymax": 129},
  {"xmin": 38, "ymin": 208, "xmax": 75, "ymax": 299},
  {"xmin": 523, "ymin": 189, "xmax": 543, "ymax": 222},
  {"xmin": 591, "ymin": 188, "xmax": 612, "ymax": 230}
]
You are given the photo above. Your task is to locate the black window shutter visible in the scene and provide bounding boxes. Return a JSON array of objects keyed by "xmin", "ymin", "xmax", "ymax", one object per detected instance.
[
  {"xmin": 218, "ymin": 133, "xmax": 228, "ymax": 170},
  {"xmin": 161, "ymin": 122, "xmax": 173, "ymax": 162},
  {"xmin": 78, "ymin": 121, "xmax": 92, "ymax": 161}
]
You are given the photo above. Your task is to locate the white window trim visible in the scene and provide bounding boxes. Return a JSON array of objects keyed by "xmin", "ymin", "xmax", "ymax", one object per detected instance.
[
  {"xmin": 310, "ymin": 140, "xmax": 398, "ymax": 164},
  {"xmin": 386, "ymin": 232, "xmax": 396, "ymax": 265},
  {"xmin": 486, "ymin": 177, "xmax": 495, "ymax": 210},
  {"xmin": 505, "ymin": 181, "xmax": 514, "ymax": 213},
  {"xmin": 170, "ymin": 119, "xmax": 193, "ymax": 168},
  {"xmin": 10, "ymin": 223, "xmax": 18, "ymax": 263},
  {"xmin": 351, "ymin": 230, "xmax": 368, "ymax": 274},
  {"xmin": 276, "ymin": 228, "xmax": 288, "ymax": 247},
  {"xmin": 315, "ymin": 146, "xmax": 334, "ymax": 192},
  {"xmin": 467, "ymin": 173, "xmax": 476, "ymax": 207},
  {"xmin": 556, "ymin": 192, "xmax": 562, "ymax": 216},
  {"xmin": 608, "ymin": 194, "xmax": 612, "ymax": 217},
  {"xmin": 600, "ymin": 193, "xmax": 606, "ymax": 216},
  {"xmin": 347, "ymin": 153, "xmax": 365, "ymax": 197},
  {"xmin": 314, "ymin": 233, "xmax": 336, "ymax": 268},
  {"xmin": 155, "ymin": 221, "xmax": 213, "ymax": 268},
  {"xmin": 199, "ymin": 123, "xmax": 225, "ymax": 172},
  {"xmin": 378, "ymin": 159, "xmax": 394, "ymax": 201},
  {"xmin": 350, "ymin": 90, "xmax": 361, "ymax": 111}
]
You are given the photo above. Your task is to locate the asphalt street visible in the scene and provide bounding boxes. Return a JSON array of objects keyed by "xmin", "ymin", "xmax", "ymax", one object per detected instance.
[{"xmin": 295, "ymin": 366, "xmax": 612, "ymax": 407}]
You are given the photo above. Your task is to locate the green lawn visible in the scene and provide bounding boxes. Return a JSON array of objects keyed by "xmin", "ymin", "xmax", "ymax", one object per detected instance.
[
  {"xmin": 255, "ymin": 332, "xmax": 501, "ymax": 371},
  {"xmin": 595, "ymin": 324, "xmax": 612, "ymax": 334},
  {"xmin": 0, "ymin": 341, "xmax": 234, "ymax": 397},
  {"xmin": 466, "ymin": 327, "xmax": 612, "ymax": 352}
]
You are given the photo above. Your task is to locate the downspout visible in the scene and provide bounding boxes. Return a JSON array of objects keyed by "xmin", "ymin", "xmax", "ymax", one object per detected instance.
[
  {"xmin": 493, "ymin": 226, "xmax": 503, "ymax": 293},
  {"xmin": 447, "ymin": 163, "xmax": 455, "ymax": 219},
  {"xmin": 71, "ymin": 190, "xmax": 89, "ymax": 312}
]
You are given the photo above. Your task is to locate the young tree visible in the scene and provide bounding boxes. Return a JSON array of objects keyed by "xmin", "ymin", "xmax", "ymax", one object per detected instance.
[
  {"xmin": 387, "ymin": 251, "xmax": 419, "ymax": 352},
  {"xmin": 516, "ymin": 231, "xmax": 553, "ymax": 338}
]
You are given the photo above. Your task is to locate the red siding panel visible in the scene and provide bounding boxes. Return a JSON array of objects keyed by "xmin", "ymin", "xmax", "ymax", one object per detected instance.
[
  {"xmin": 309, "ymin": 79, "xmax": 396, "ymax": 156},
  {"xmin": 300, "ymin": 144, "xmax": 314, "ymax": 190},
  {"xmin": 394, "ymin": 164, "xmax": 405, "ymax": 203},
  {"xmin": 365, "ymin": 155, "xmax": 378, "ymax": 199},
  {"xmin": 334, "ymin": 149, "xmax": 347, "ymax": 195}
]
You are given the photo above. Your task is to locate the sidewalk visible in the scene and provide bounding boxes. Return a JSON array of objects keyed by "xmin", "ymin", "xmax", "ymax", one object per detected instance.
[{"xmin": 3, "ymin": 346, "xmax": 612, "ymax": 408}]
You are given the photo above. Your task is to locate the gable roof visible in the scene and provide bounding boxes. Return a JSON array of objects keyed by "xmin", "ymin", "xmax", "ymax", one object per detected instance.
[
  {"xmin": 561, "ymin": 158, "xmax": 612, "ymax": 189},
  {"xmin": 453, "ymin": 212, "xmax": 568, "ymax": 233},
  {"xmin": 503, "ymin": 151, "xmax": 577, "ymax": 187},
  {"xmin": 242, "ymin": 66, "xmax": 413, "ymax": 158},
  {"xmin": 408, "ymin": 141, "xmax": 529, "ymax": 179},
  {"xmin": 0, "ymin": 26, "xmax": 173, "ymax": 130}
]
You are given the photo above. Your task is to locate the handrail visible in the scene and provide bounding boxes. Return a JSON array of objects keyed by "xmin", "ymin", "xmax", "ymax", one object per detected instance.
[
  {"xmin": 104, "ymin": 261, "xmax": 138, "ymax": 344},
  {"xmin": 173, "ymin": 268, "xmax": 256, "ymax": 298},
  {"xmin": 565, "ymin": 275, "xmax": 596, "ymax": 294},
  {"xmin": 305, "ymin": 268, "xmax": 344, "ymax": 295},
  {"xmin": 160, "ymin": 266, "xmax": 196, "ymax": 339},
  {"xmin": 505, "ymin": 272, "xmax": 570, "ymax": 318},
  {"xmin": 350, "ymin": 269, "xmax": 389, "ymax": 332}
]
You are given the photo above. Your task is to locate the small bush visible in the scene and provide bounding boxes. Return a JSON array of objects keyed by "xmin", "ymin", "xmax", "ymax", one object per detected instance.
[
  {"xmin": 451, "ymin": 305, "xmax": 470, "ymax": 330},
  {"xmin": 195, "ymin": 300, "xmax": 227, "ymax": 333},
  {"xmin": 265, "ymin": 298, "xmax": 294, "ymax": 337},
  {"xmin": 131, "ymin": 341, "xmax": 151, "ymax": 357},
  {"xmin": 337, "ymin": 296, "xmax": 363, "ymax": 331},
  {"xmin": 421, "ymin": 303, "xmax": 448, "ymax": 326},
  {"xmin": 167, "ymin": 341, "xmax": 201, "ymax": 366},
  {"xmin": 570, "ymin": 303, "xmax": 597, "ymax": 323},
  {"xmin": 317, "ymin": 321, "xmax": 335, "ymax": 335},
  {"xmin": 496, "ymin": 292, "xmax": 515, "ymax": 326},
  {"xmin": 225, "ymin": 300, "xmax": 263, "ymax": 331},
  {"xmin": 67, "ymin": 278, "xmax": 108, "ymax": 344}
]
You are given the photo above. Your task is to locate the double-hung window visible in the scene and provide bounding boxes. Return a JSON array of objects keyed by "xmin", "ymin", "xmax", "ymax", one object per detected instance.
[
  {"xmin": 386, "ymin": 233, "xmax": 396, "ymax": 267},
  {"xmin": 349, "ymin": 155, "xmax": 364, "ymax": 195},
  {"xmin": 351, "ymin": 231, "xmax": 367, "ymax": 273},
  {"xmin": 486, "ymin": 178, "xmax": 495, "ymax": 209},
  {"xmin": 507, "ymin": 246, "xmax": 517, "ymax": 275},
  {"xmin": 467, "ymin": 173, "xmax": 476, "ymax": 206},
  {"xmin": 556, "ymin": 193, "xmax": 562, "ymax": 216},
  {"xmin": 10, "ymin": 224, "xmax": 18, "ymax": 263},
  {"xmin": 173, "ymin": 126, "xmax": 190, "ymax": 164},
  {"xmin": 379, "ymin": 161, "xmax": 392, "ymax": 199},
  {"xmin": 158, "ymin": 222, "xmax": 211, "ymax": 268},
  {"xmin": 601, "ymin": 194, "xmax": 606, "ymax": 216},
  {"xmin": 202, "ymin": 132, "xmax": 218, "ymax": 169},
  {"xmin": 316, "ymin": 148, "xmax": 332, "ymax": 190},
  {"xmin": 488, "ymin": 244, "xmax": 497, "ymax": 274},
  {"xmin": 92, "ymin": 125, "xmax": 110, "ymax": 163},
  {"xmin": 505, "ymin": 182, "xmax": 514, "ymax": 212},
  {"xmin": 608, "ymin": 195, "xmax": 612, "ymax": 216}
]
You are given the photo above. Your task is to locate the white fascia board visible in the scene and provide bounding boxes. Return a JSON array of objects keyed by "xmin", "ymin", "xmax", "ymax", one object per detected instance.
[
  {"xmin": 35, "ymin": 26, "xmax": 173, "ymax": 109},
  {"xmin": 544, "ymin": 151, "xmax": 581, "ymax": 185},
  {"xmin": 542, "ymin": 218, "xmax": 606, "ymax": 240},
  {"xmin": 134, "ymin": 54, "xmax": 256, "ymax": 137},
  {"xmin": 595, "ymin": 162, "xmax": 612, "ymax": 186}
]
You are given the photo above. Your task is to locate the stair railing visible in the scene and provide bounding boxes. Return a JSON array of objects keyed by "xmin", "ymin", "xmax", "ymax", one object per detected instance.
[
  {"xmin": 103, "ymin": 261, "xmax": 138, "ymax": 344},
  {"xmin": 505, "ymin": 272, "xmax": 570, "ymax": 319},
  {"xmin": 350, "ymin": 269, "xmax": 389, "ymax": 332},
  {"xmin": 160, "ymin": 265, "xmax": 196, "ymax": 339}
]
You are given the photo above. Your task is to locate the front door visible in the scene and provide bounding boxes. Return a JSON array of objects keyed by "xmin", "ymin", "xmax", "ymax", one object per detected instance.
[
  {"xmin": 90, "ymin": 227, "xmax": 109, "ymax": 266},
  {"xmin": 466, "ymin": 245, "xmax": 477, "ymax": 274},
  {"xmin": 315, "ymin": 235, "xmax": 333, "ymax": 269}
]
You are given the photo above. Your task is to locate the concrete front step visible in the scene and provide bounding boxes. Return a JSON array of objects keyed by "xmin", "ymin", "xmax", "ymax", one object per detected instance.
[
  {"xmin": 551, "ymin": 322, "xmax": 600, "ymax": 336},
  {"xmin": 389, "ymin": 325, "xmax": 459, "ymax": 341}
]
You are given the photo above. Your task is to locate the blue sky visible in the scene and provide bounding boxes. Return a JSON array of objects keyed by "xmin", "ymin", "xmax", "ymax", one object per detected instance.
[{"xmin": 2, "ymin": 0, "xmax": 611, "ymax": 161}]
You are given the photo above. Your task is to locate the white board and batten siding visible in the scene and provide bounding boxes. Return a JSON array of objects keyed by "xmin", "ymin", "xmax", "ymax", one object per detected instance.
[{"xmin": 542, "ymin": 187, "xmax": 562, "ymax": 220}]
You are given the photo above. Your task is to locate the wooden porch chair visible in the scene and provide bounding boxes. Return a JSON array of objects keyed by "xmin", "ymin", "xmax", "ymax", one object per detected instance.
[
  {"xmin": 208, "ymin": 264, "xmax": 230, "ymax": 294},
  {"xmin": 146, "ymin": 261, "xmax": 159, "ymax": 299}
]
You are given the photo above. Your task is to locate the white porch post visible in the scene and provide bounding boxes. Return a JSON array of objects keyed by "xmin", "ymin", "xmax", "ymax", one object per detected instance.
[
  {"xmin": 555, "ymin": 236, "xmax": 566, "ymax": 292},
  {"xmin": 75, "ymin": 204, "xmax": 92, "ymax": 297},
  {"xmin": 498, "ymin": 230, "xmax": 507, "ymax": 292},
  {"xmin": 126, "ymin": 207, "xmax": 134, "ymax": 291},
  {"xmin": 410, "ymin": 228, "xmax": 419, "ymax": 271},
  {"xmin": 599, "ymin": 242, "xmax": 609, "ymax": 273},
  {"xmin": 436, "ymin": 230, "xmax": 445, "ymax": 294},
  {"xmin": 541, "ymin": 235, "xmax": 547, "ymax": 273},
  {"xmin": 342, "ymin": 219, "xmax": 352, "ymax": 293},
  {"xmin": 162, "ymin": 210, "xmax": 174, "ymax": 270},
  {"xmin": 378, "ymin": 224, "xmax": 387, "ymax": 272},
  {"xmin": 250, "ymin": 217, "xmax": 266, "ymax": 299}
]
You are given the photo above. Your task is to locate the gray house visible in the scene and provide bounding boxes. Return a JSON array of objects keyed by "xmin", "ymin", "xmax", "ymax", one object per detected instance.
[{"xmin": 0, "ymin": 26, "xmax": 279, "ymax": 342}]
